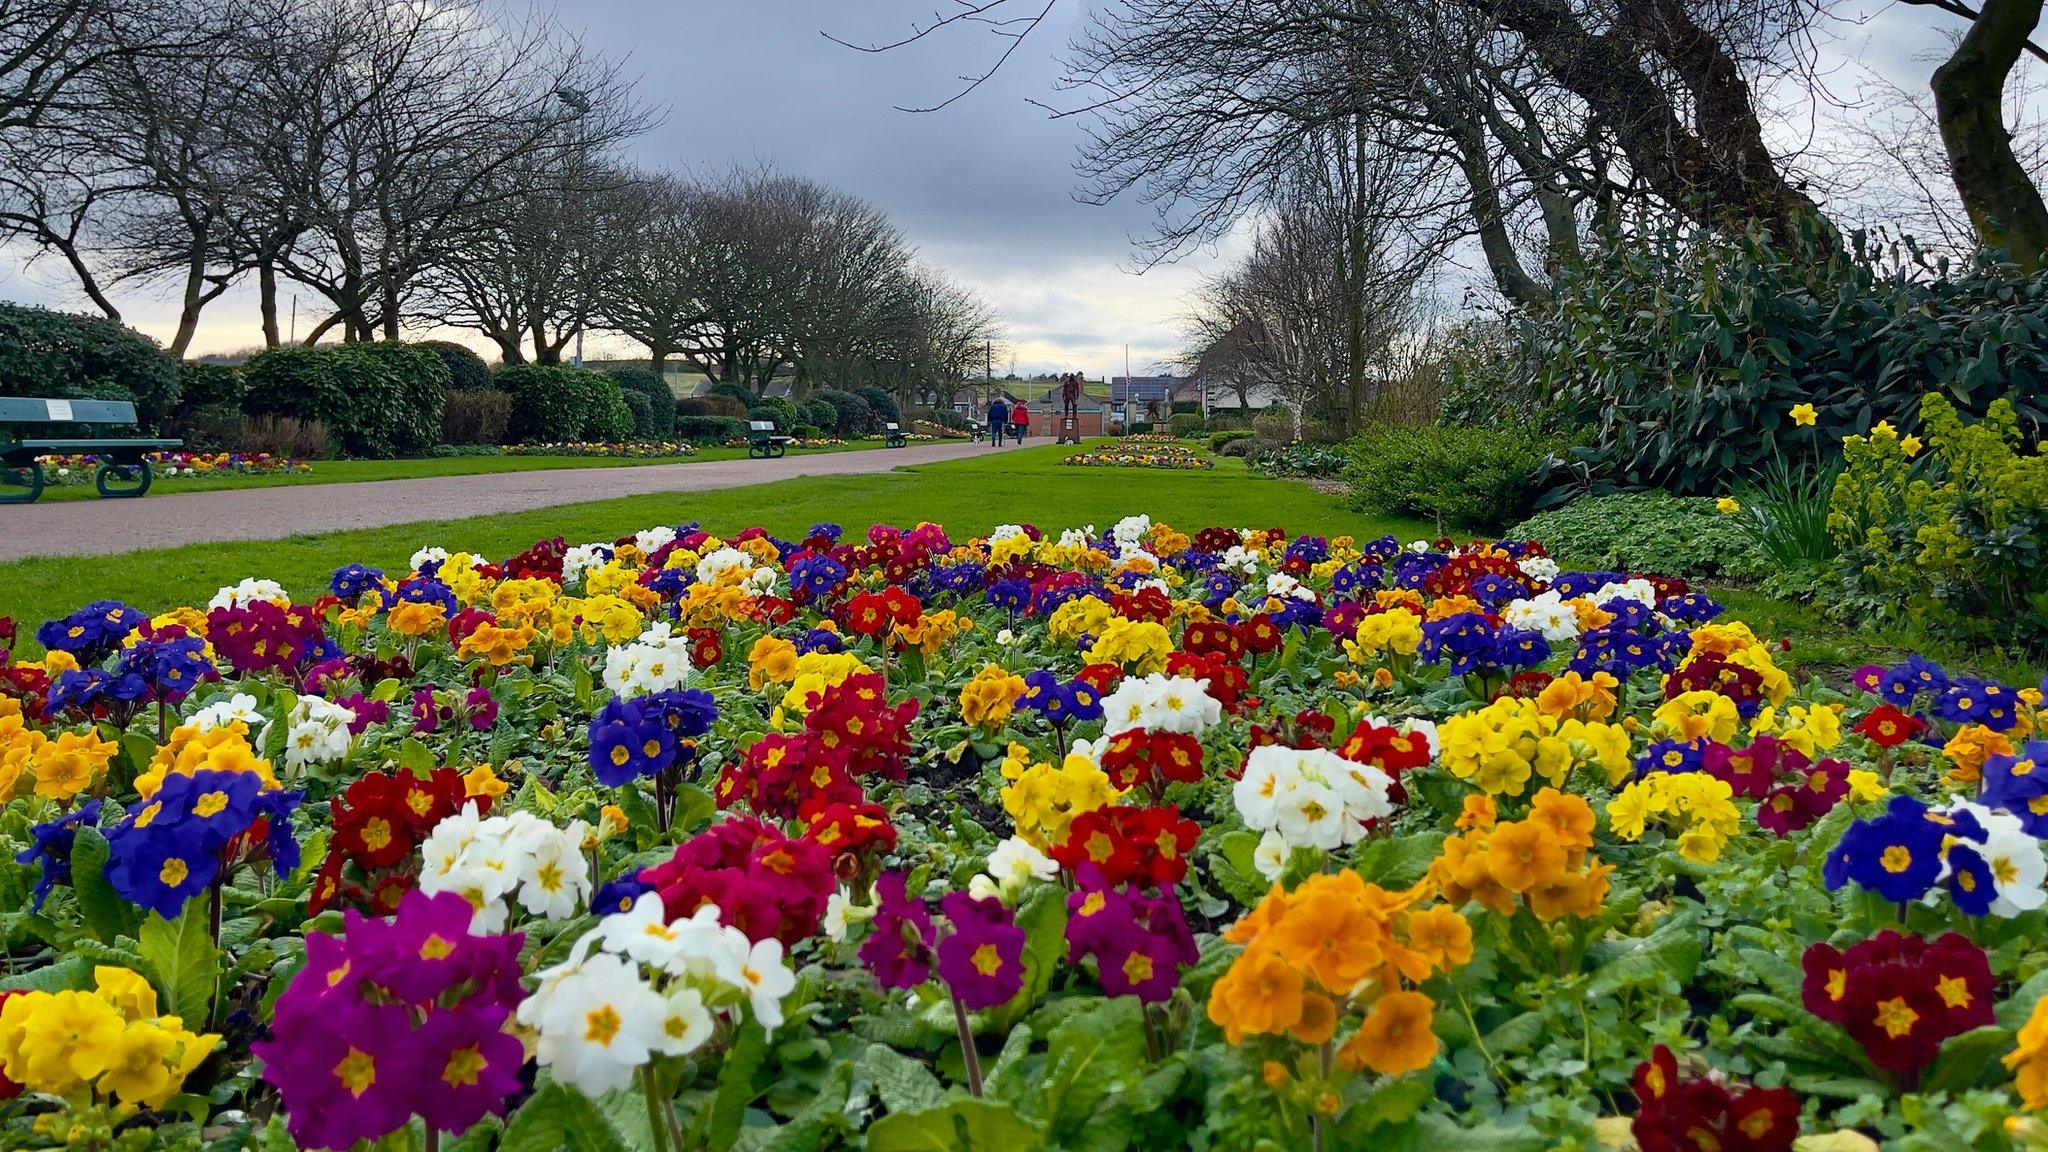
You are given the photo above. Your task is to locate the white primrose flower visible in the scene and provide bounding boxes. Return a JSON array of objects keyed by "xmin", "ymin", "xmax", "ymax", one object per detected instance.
[
  {"xmin": 408, "ymin": 546, "xmax": 450, "ymax": 574},
  {"xmin": 281, "ymin": 693, "xmax": 355, "ymax": 771},
  {"xmin": 418, "ymin": 808, "xmax": 591, "ymax": 932},
  {"xmin": 1592, "ymin": 578, "xmax": 1658, "ymax": 608},
  {"xmin": 1502, "ymin": 591, "xmax": 1582, "ymax": 645},
  {"xmin": 1098, "ymin": 674, "xmax": 1222, "ymax": 737},
  {"xmin": 712, "ymin": 936, "xmax": 799, "ymax": 1036},
  {"xmin": 978, "ymin": 836, "xmax": 1057, "ymax": 904},
  {"xmin": 561, "ymin": 543, "xmax": 611, "ymax": 585},
  {"xmin": 1253, "ymin": 829, "xmax": 1292, "ymax": 883},
  {"xmin": 654, "ymin": 986, "xmax": 715, "ymax": 1057},
  {"xmin": 518, "ymin": 952, "xmax": 669, "ymax": 1095},
  {"xmin": 1517, "ymin": 555, "xmax": 1561, "ymax": 585},
  {"xmin": 189, "ymin": 693, "xmax": 264, "ymax": 734},
  {"xmin": 1265, "ymin": 572, "xmax": 1315, "ymax": 603},
  {"xmin": 1232, "ymin": 744, "xmax": 1394, "ymax": 852},
  {"xmin": 635, "ymin": 525, "xmax": 678, "ymax": 554},
  {"xmin": 208, "ymin": 577, "xmax": 289, "ymax": 611},
  {"xmin": 695, "ymin": 546, "xmax": 754, "ymax": 585}
]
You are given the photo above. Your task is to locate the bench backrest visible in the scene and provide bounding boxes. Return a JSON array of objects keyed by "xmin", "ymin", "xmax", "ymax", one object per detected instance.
[
  {"xmin": 884, "ymin": 423, "xmax": 900, "ymax": 432},
  {"xmin": 748, "ymin": 420, "xmax": 775, "ymax": 432},
  {"xmin": 0, "ymin": 397, "xmax": 141, "ymax": 426}
]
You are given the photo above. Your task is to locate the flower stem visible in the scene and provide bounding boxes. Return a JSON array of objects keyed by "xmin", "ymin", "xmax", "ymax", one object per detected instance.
[
  {"xmin": 642, "ymin": 1065, "xmax": 675, "ymax": 1152},
  {"xmin": 952, "ymin": 996, "xmax": 984, "ymax": 1097}
]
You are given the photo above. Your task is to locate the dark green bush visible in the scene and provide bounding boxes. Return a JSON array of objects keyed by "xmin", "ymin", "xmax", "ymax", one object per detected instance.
[
  {"xmin": 419, "ymin": 341, "xmax": 494, "ymax": 395},
  {"xmin": 798, "ymin": 397, "xmax": 838, "ymax": 432},
  {"xmin": 607, "ymin": 367, "xmax": 676, "ymax": 439},
  {"xmin": 1346, "ymin": 425, "xmax": 1554, "ymax": 531},
  {"xmin": 620, "ymin": 390, "xmax": 653, "ymax": 438},
  {"xmin": 855, "ymin": 386, "xmax": 901, "ymax": 425},
  {"xmin": 1170, "ymin": 400, "xmax": 1201, "ymax": 416},
  {"xmin": 675, "ymin": 415, "xmax": 746, "ymax": 443},
  {"xmin": 1208, "ymin": 429, "xmax": 1255, "ymax": 451},
  {"xmin": 0, "ymin": 303, "xmax": 179, "ymax": 429},
  {"xmin": 1507, "ymin": 491, "xmax": 1770, "ymax": 580},
  {"xmin": 168, "ymin": 403, "xmax": 245, "ymax": 453},
  {"xmin": 812, "ymin": 388, "xmax": 873, "ymax": 435},
  {"xmin": 355, "ymin": 342, "xmax": 447, "ymax": 454},
  {"xmin": 1215, "ymin": 437, "xmax": 1255, "ymax": 459},
  {"xmin": 1128, "ymin": 421, "xmax": 1156, "ymax": 434},
  {"xmin": 242, "ymin": 343, "xmax": 445, "ymax": 458},
  {"xmin": 174, "ymin": 361, "xmax": 244, "ymax": 414},
  {"xmin": 678, "ymin": 394, "xmax": 748, "ymax": 419},
  {"xmin": 747, "ymin": 397, "xmax": 799, "ymax": 429},
  {"xmin": 442, "ymin": 389, "xmax": 511, "ymax": 445},
  {"xmin": 1465, "ymin": 225, "xmax": 2048, "ymax": 495},
  {"xmin": 792, "ymin": 424, "xmax": 825, "ymax": 439},
  {"xmin": 1251, "ymin": 405, "xmax": 1297, "ymax": 444},
  {"xmin": 1167, "ymin": 412, "xmax": 1205, "ymax": 438},
  {"xmin": 496, "ymin": 365, "xmax": 633, "ymax": 444},
  {"xmin": 708, "ymin": 380, "xmax": 758, "ymax": 408}
]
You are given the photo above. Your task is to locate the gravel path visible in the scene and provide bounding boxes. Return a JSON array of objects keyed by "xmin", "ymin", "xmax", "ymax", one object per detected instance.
[{"xmin": 0, "ymin": 440, "xmax": 1006, "ymax": 561}]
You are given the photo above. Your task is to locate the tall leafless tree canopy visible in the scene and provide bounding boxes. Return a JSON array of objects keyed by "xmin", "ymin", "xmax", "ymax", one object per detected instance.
[
  {"xmin": 0, "ymin": 0, "xmax": 1005, "ymax": 406},
  {"xmin": 848, "ymin": 0, "xmax": 2048, "ymax": 420}
]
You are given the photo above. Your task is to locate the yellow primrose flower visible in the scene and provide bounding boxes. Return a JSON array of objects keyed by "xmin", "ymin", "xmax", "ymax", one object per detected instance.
[{"xmin": 1789, "ymin": 402, "xmax": 1818, "ymax": 427}]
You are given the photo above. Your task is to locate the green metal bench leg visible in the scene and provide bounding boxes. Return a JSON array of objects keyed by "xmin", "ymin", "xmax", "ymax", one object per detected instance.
[
  {"xmin": 95, "ymin": 459, "xmax": 153, "ymax": 498},
  {"xmin": 0, "ymin": 461, "xmax": 45, "ymax": 504}
]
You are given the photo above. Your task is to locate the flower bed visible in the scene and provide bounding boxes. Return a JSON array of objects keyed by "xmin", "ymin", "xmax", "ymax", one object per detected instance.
[
  {"xmin": 32, "ymin": 450, "xmax": 309, "ymax": 484},
  {"xmin": 0, "ymin": 519, "xmax": 2044, "ymax": 1149},
  {"xmin": 1065, "ymin": 441, "xmax": 1214, "ymax": 469},
  {"xmin": 505, "ymin": 441, "xmax": 697, "ymax": 459}
]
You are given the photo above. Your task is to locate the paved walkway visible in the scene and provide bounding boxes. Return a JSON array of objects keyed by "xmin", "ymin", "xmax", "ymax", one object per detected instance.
[{"xmin": 1, "ymin": 440, "xmax": 1012, "ymax": 561}]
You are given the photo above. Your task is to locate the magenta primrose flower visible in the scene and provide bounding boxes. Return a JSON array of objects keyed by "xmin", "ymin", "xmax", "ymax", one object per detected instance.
[
  {"xmin": 859, "ymin": 871, "xmax": 936, "ymax": 990},
  {"xmin": 1065, "ymin": 872, "xmax": 1199, "ymax": 1003},
  {"xmin": 934, "ymin": 892, "xmax": 1025, "ymax": 1010},
  {"xmin": 253, "ymin": 890, "xmax": 526, "ymax": 1150}
]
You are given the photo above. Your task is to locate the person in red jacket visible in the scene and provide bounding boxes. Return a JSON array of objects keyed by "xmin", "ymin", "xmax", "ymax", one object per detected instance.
[{"xmin": 1009, "ymin": 401, "xmax": 1031, "ymax": 444}]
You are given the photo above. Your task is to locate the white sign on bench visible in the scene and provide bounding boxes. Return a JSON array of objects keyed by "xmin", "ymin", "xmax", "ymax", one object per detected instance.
[{"xmin": 45, "ymin": 400, "xmax": 73, "ymax": 422}]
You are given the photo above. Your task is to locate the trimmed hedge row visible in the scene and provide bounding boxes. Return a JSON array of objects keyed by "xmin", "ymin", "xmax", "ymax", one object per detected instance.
[{"xmin": 243, "ymin": 343, "xmax": 448, "ymax": 459}]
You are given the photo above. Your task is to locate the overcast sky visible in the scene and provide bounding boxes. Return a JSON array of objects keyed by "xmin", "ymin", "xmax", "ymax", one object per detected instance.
[{"xmin": 0, "ymin": 0, "xmax": 1998, "ymax": 377}]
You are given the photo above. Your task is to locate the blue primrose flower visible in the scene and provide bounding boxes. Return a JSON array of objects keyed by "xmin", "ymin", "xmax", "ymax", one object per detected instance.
[
  {"xmin": 591, "ymin": 875, "xmax": 654, "ymax": 915},
  {"xmin": 1981, "ymin": 740, "xmax": 2048, "ymax": 835},
  {"xmin": 588, "ymin": 696, "xmax": 677, "ymax": 788},
  {"xmin": 1660, "ymin": 593, "xmax": 1724, "ymax": 624},
  {"xmin": 1880, "ymin": 655, "xmax": 1948, "ymax": 709},
  {"xmin": 1824, "ymin": 795, "xmax": 1947, "ymax": 904},
  {"xmin": 1552, "ymin": 572, "xmax": 1626, "ymax": 600},
  {"xmin": 106, "ymin": 769, "xmax": 282, "ymax": 922},
  {"xmin": 1636, "ymin": 738, "xmax": 1708, "ymax": 778},
  {"xmin": 1943, "ymin": 843, "xmax": 1999, "ymax": 916},
  {"xmin": 329, "ymin": 563, "xmax": 386, "ymax": 603},
  {"xmin": 109, "ymin": 821, "xmax": 222, "ymax": 921},
  {"xmin": 16, "ymin": 801, "xmax": 102, "ymax": 910}
]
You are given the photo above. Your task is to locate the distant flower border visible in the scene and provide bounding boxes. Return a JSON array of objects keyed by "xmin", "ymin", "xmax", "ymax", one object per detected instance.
[{"xmin": 506, "ymin": 442, "xmax": 699, "ymax": 459}]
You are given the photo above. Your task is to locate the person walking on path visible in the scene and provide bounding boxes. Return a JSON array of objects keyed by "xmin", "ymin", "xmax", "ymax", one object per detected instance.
[
  {"xmin": 1009, "ymin": 400, "xmax": 1031, "ymax": 444},
  {"xmin": 987, "ymin": 396, "xmax": 1010, "ymax": 447}
]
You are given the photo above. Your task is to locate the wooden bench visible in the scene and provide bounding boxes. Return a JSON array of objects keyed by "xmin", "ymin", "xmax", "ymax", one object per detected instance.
[
  {"xmin": 746, "ymin": 420, "xmax": 791, "ymax": 460},
  {"xmin": 883, "ymin": 422, "xmax": 907, "ymax": 449},
  {"xmin": 1, "ymin": 398, "xmax": 181, "ymax": 505}
]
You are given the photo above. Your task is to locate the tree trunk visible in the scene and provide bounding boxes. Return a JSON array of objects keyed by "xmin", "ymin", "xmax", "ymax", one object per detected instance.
[
  {"xmin": 1932, "ymin": 0, "xmax": 2048, "ymax": 269},
  {"xmin": 259, "ymin": 260, "xmax": 281, "ymax": 348},
  {"xmin": 167, "ymin": 253, "xmax": 208, "ymax": 359},
  {"xmin": 1477, "ymin": 0, "xmax": 1826, "ymax": 237},
  {"xmin": 1449, "ymin": 118, "xmax": 1548, "ymax": 307}
]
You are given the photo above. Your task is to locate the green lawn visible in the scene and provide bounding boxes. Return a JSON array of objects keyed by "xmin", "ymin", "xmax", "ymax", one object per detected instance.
[
  {"xmin": 0, "ymin": 444, "xmax": 1430, "ymax": 633},
  {"xmin": 25, "ymin": 439, "xmax": 903, "ymax": 502},
  {"xmin": 3, "ymin": 443, "xmax": 2037, "ymax": 684}
]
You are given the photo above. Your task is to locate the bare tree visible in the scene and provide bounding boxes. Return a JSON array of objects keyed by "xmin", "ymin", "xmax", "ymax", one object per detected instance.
[
  {"xmin": 277, "ymin": 1, "xmax": 648, "ymax": 344},
  {"xmin": 594, "ymin": 172, "xmax": 714, "ymax": 380}
]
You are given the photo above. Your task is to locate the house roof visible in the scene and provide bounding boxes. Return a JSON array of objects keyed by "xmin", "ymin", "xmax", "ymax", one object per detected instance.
[{"xmin": 1109, "ymin": 376, "xmax": 1179, "ymax": 403}]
